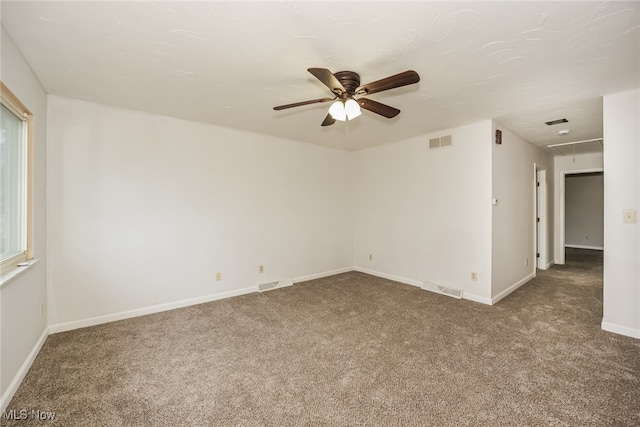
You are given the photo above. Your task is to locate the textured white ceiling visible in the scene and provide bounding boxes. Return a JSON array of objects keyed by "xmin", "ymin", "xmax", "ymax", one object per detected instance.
[{"xmin": 2, "ymin": 1, "xmax": 639, "ymax": 152}]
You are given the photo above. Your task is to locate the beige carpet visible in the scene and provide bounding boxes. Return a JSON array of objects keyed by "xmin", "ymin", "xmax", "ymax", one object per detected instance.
[{"xmin": 4, "ymin": 249, "xmax": 639, "ymax": 426}]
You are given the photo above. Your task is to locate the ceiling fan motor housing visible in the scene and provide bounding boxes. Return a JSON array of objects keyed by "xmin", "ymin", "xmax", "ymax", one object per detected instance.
[{"xmin": 333, "ymin": 71, "xmax": 361, "ymax": 97}]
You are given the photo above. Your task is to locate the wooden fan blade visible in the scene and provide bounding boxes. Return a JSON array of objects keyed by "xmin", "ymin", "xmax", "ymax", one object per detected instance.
[
  {"xmin": 308, "ymin": 68, "xmax": 346, "ymax": 95},
  {"xmin": 357, "ymin": 70, "xmax": 420, "ymax": 96},
  {"xmin": 358, "ymin": 98, "xmax": 400, "ymax": 118},
  {"xmin": 273, "ymin": 97, "xmax": 334, "ymax": 110},
  {"xmin": 321, "ymin": 114, "xmax": 336, "ymax": 127}
]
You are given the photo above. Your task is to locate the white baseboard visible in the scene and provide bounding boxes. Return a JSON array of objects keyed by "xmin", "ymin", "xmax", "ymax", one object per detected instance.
[
  {"xmin": 48, "ymin": 286, "xmax": 257, "ymax": 334},
  {"xmin": 564, "ymin": 244, "xmax": 604, "ymax": 251},
  {"xmin": 293, "ymin": 267, "xmax": 354, "ymax": 284},
  {"xmin": 463, "ymin": 292, "xmax": 493, "ymax": 305},
  {"xmin": 539, "ymin": 261, "xmax": 555, "ymax": 270},
  {"xmin": 601, "ymin": 321, "xmax": 640, "ymax": 339},
  {"xmin": 353, "ymin": 267, "xmax": 492, "ymax": 305},
  {"xmin": 491, "ymin": 272, "xmax": 536, "ymax": 305},
  {"xmin": 353, "ymin": 266, "xmax": 423, "ymax": 288},
  {"xmin": 1, "ymin": 327, "xmax": 48, "ymax": 412}
]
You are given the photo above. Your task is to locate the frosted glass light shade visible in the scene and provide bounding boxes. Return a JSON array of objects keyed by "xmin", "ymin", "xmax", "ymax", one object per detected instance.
[
  {"xmin": 344, "ymin": 99, "xmax": 361, "ymax": 120},
  {"xmin": 328, "ymin": 101, "xmax": 346, "ymax": 121}
]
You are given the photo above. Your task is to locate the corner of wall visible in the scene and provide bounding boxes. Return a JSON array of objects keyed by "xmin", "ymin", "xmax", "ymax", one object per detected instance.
[
  {"xmin": 490, "ymin": 123, "xmax": 553, "ymax": 301},
  {"xmin": 602, "ymin": 88, "xmax": 640, "ymax": 338}
]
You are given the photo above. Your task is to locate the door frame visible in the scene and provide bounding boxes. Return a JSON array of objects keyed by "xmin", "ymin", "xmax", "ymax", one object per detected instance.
[
  {"xmin": 535, "ymin": 167, "xmax": 548, "ymax": 269},
  {"xmin": 557, "ymin": 168, "xmax": 604, "ymax": 264}
]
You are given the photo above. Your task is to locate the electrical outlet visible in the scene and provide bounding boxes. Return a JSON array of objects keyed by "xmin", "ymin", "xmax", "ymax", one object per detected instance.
[
  {"xmin": 623, "ymin": 209, "xmax": 636, "ymax": 224},
  {"xmin": 215, "ymin": 272, "xmax": 222, "ymax": 281},
  {"xmin": 471, "ymin": 272, "xmax": 478, "ymax": 281},
  {"xmin": 259, "ymin": 265, "xmax": 264, "ymax": 273},
  {"xmin": 369, "ymin": 254, "xmax": 373, "ymax": 261},
  {"xmin": 525, "ymin": 258, "xmax": 529, "ymax": 267},
  {"xmin": 40, "ymin": 303, "xmax": 45, "ymax": 315}
]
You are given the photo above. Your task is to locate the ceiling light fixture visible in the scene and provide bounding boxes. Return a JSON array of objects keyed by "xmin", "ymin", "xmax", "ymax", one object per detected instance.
[
  {"xmin": 329, "ymin": 98, "xmax": 362, "ymax": 122},
  {"xmin": 344, "ymin": 99, "xmax": 361, "ymax": 120},
  {"xmin": 328, "ymin": 100, "xmax": 347, "ymax": 121}
]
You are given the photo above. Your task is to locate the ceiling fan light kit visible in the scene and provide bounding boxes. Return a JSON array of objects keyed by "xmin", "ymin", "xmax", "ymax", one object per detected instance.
[
  {"xmin": 344, "ymin": 99, "xmax": 362, "ymax": 120},
  {"xmin": 329, "ymin": 100, "xmax": 347, "ymax": 121},
  {"xmin": 273, "ymin": 68, "xmax": 420, "ymax": 127},
  {"xmin": 329, "ymin": 99, "xmax": 362, "ymax": 121}
]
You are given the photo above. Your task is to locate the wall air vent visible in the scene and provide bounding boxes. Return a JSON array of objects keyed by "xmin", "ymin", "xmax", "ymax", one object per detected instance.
[
  {"xmin": 258, "ymin": 277, "xmax": 294, "ymax": 292},
  {"xmin": 429, "ymin": 134, "xmax": 452, "ymax": 150},
  {"xmin": 258, "ymin": 281, "xmax": 278, "ymax": 292},
  {"xmin": 545, "ymin": 118, "xmax": 568, "ymax": 126},
  {"xmin": 422, "ymin": 281, "xmax": 463, "ymax": 299}
]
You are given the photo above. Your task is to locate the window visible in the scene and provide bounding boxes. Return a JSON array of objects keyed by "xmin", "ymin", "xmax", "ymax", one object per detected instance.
[{"xmin": 0, "ymin": 82, "xmax": 34, "ymax": 272}]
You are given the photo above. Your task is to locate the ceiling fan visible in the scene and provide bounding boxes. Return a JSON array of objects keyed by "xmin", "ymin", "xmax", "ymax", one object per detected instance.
[{"xmin": 273, "ymin": 68, "xmax": 420, "ymax": 126}]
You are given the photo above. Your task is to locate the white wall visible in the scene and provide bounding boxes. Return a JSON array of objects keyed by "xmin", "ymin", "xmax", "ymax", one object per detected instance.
[
  {"xmin": 565, "ymin": 173, "xmax": 604, "ymax": 249},
  {"xmin": 602, "ymin": 88, "xmax": 640, "ymax": 338},
  {"xmin": 353, "ymin": 121, "xmax": 493, "ymax": 303},
  {"xmin": 553, "ymin": 152, "xmax": 604, "ymax": 264},
  {"xmin": 47, "ymin": 96, "xmax": 354, "ymax": 327},
  {"xmin": 491, "ymin": 122, "xmax": 554, "ymax": 302},
  {"xmin": 0, "ymin": 27, "xmax": 48, "ymax": 408}
]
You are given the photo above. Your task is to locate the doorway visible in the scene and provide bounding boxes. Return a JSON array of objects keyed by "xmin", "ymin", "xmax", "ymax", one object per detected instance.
[
  {"xmin": 564, "ymin": 172, "xmax": 604, "ymax": 255},
  {"xmin": 557, "ymin": 167, "xmax": 604, "ymax": 265}
]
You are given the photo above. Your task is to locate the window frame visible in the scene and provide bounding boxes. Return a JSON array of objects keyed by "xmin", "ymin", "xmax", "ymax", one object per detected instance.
[{"xmin": 1, "ymin": 81, "xmax": 34, "ymax": 272}]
